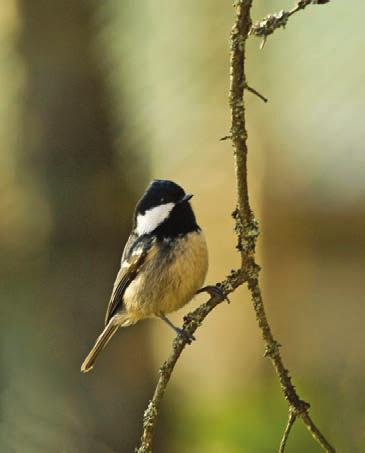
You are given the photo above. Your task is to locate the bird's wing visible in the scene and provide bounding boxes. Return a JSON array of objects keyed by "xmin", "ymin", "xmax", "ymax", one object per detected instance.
[{"xmin": 104, "ymin": 235, "xmax": 153, "ymax": 325}]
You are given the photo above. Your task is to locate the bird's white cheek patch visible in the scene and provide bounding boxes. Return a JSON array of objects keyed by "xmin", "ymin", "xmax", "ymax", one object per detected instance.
[{"xmin": 136, "ymin": 203, "xmax": 174, "ymax": 235}]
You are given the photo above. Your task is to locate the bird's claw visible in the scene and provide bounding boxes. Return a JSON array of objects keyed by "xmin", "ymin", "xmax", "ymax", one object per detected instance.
[{"xmin": 197, "ymin": 285, "xmax": 230, "ymax": 304}]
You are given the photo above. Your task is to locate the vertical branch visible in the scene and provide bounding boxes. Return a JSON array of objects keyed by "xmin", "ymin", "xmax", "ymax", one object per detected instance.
[
  {"xmin": 136, "ymin": 1, "xmax": 336, "ymax": 452},
  {"xmin": 230, "ymin": 0, "xmax": 252, "ymax": 224},
  {"xmin": 229, "ymin": 1, "xmax": 335, "ymax": 452}
]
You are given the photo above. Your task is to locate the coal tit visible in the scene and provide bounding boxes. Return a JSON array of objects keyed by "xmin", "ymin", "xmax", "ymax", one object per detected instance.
[{"xmin": 81, "ymin": 179, "xmax": 209, "ymax": 372}]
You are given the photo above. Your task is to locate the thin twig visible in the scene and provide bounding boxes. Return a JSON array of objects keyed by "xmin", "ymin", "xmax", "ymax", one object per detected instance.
[
  {"xmin": 250, "ymin": 0, "xmax": 331, "ymax": 48},
  {"xmin": 279, "ymin": 411, "xmax": 297, "ymax": 452},
  {"xmin": 245, "ymin": 83, "xmax": 268, "ymax": 103},
  {"xmin": 136, "ymin": 1, "xmax": 336, "ymax": 452},
  {"xmin": 301, "ymin": 411, "xmax": 335, "ymax": 452}
]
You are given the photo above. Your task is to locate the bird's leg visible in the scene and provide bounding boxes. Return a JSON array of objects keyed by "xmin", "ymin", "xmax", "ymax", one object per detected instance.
[
  {"xmin": 197, "ymin": 285, "xmax": 230, "ymax": 304},
  {"xmin": 158, "ymin": 313, "xmax": 195, "ymax": 343}
]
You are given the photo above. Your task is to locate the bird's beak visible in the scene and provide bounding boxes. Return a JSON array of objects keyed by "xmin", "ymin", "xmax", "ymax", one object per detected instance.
[{"xmin": 179, "ymin": 194, "xmax": 193, "ymax": 204}]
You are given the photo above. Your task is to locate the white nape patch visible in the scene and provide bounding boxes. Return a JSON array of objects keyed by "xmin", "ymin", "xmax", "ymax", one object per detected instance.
[{"xmin": 136, "ymin": 203, "xmax": 175, "ymax": 235}]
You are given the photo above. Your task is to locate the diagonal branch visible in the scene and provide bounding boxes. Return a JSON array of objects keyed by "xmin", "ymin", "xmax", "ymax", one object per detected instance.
[
  {"xmin": 279, "ymin": 410, "xmax": 297, "ymax": 452},
  {"xmin": 136, "ymin": 1, "xmax": 336, "ymax": 452},
  {"xmin": 250, "ymin": 0, "xmax": 331, "ymax": 48},
  {"xmin": 245, "ymin": 83, "xmax": 268, "ymax": 103},
  {"xmin": 136, "ymin": 270, "xmax": 247, "ymax": 453}
]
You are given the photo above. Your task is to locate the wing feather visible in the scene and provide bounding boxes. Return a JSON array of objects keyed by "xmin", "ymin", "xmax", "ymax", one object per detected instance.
[{"xmin": 104, "ymin": 235, "xmax": 152, "ymax": 325}]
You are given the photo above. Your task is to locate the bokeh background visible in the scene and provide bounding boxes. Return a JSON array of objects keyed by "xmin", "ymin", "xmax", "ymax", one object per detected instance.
[{"xmin": 0, "ymin": 1, "xmax": 364, "ymax": 452}]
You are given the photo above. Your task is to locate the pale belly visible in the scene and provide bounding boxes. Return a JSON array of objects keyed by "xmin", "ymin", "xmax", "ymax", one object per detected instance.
[{"xmin": 123, "ymin": 231, "xmax": 208, "ymax": 322}]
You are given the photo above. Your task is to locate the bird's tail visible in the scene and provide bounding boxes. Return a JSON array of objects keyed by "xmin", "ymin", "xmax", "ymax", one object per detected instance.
[{"xmin": 81, "ymin": 319, "xmax": 119, "ymax": 373}]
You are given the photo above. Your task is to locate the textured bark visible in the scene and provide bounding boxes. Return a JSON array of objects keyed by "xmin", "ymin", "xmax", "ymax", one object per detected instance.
[{"xmin": 137, "ymin": 1, "xmax": 335, "ymax": 452}]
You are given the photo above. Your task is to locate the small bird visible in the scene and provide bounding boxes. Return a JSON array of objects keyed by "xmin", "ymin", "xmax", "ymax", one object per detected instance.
[{"xmin": 81, "ymin": 179, "xmax": 209, "ymax": 373}]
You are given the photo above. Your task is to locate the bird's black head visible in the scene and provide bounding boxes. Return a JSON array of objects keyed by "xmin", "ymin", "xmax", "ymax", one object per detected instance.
[{"xmin": 134, "ymin": 179, "xmax": 199, "ymax": 239}]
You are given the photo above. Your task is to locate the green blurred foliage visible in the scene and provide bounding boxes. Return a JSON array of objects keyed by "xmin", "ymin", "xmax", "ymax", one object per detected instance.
[{"xmin": 170, "ymin": 386, "xmax": 329, "ymax": 453}]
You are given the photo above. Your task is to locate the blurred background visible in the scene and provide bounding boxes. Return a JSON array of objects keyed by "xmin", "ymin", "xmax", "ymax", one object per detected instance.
[{"xmin": 0, "ymin": 0, "xmax": 364, "ymax": 452}]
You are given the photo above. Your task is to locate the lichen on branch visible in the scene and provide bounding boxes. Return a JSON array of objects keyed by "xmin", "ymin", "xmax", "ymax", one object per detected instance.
[
  {"xmin": 250, "ymin": 0, "xmax": 331, "ymax": 48},
  {"xmin": 136, "ymin": 1, "xmax": 335, "ymax": 452}
]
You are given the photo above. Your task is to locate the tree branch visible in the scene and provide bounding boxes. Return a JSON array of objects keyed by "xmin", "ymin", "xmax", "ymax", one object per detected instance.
[
  {"xmin": 136, "ymin": 271, "xmax": 247, "ymax": 452},
  {"xmin": 250, "ymin": 0, "xmax": 331, "ymax": 48},
  {"xmin": 230, "ymin": 1, "xmax": 335, "ymax": 452},
  {"xmin": 136, "ymin": 1, "xmax": 336, "ymax": 451},
  {"xmin": 279, "ymin": 411, "xmax": 296, "ymax": 452}
]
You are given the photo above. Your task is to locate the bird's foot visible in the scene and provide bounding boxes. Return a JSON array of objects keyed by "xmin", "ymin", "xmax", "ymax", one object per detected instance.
[
  {"xmin": 158, "ymin": 313, "xmax": 195, "ymax": 343},
  {"xmin": 197, "ymin": 285, "xmax": 230, "ymax": 304},
  {"xmin": 176, "ymin": 327, "xmax": 196, "ymax": 344}
]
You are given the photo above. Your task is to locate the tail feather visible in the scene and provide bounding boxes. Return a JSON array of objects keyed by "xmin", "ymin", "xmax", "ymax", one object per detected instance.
[{"xmin": 81, "ymin": 320, "xmax": 119, "ymax": 373}]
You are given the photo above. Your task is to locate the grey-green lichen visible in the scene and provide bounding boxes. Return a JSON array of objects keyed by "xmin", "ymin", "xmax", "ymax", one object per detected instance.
[
  {"xmin": 250, "ymin": 0, "xmax": 330, "ymax": 45},
  {"xmin": 142, "ymin": 401, "xmax": 157, "ymax": 430},
  {"xmin": 264, "ymin": 340, "xmax": 282, "ymax": 358},
  {"xmin": 250, "ymin": 10, "xmax": 289, "ymax": 38}
]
